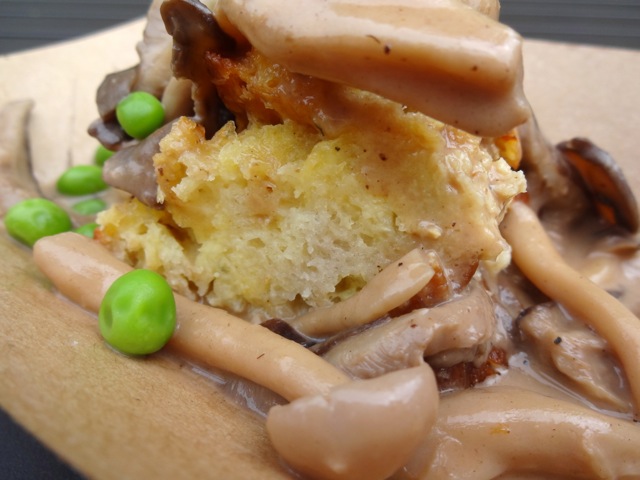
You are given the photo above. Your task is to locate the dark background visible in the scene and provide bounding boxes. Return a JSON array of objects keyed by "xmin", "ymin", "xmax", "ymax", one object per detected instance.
[
  {"xmin": 1, "ymin": 0, "xmax": 639, "ymax": 479},
  {"xmin": 0, "ymin": 0, "xmax": 639, "ymax": 54}
]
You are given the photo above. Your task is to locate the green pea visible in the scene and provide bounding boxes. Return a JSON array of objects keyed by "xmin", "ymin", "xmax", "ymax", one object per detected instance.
[
  {"xmin": 71, "ymin": 198, "xmax": 107, "ymax": 215},
  {"xmin": 94, "ymin": 145, "xmax": 114, "ymax": 167},
  {"xmin": 4, "ymin": 198, "xmax": 72, "ymax": 247},
  {"xmin": 99, "ymin": 269, "xmax": 176, "ymax": 356},
  {"xmin": 56, "ymin": 165, "xmax": 108, "ymax": 196},
  {"xmin": 115, "ymin": 91, "xmax": 165, "ymax": 140},
  {"xmin": 74, "ymin": 222, "xmax": 98, "ymax": 238}
]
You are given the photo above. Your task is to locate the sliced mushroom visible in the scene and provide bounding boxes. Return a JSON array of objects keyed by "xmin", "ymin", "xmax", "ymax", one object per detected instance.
[
  {"xmin": 518, "ymin": 120, "xmax": 639, "ymax": 234},
  {"xmin": 33, "ymin": 232, "xmax": 439, "ymax": 479},
  {"xmin": 558, "ymin": 137, "xmax": 639, "ymax": 233},
  {"xmin": 102, "ymin": 121, "xmax": 176, "ymax": 208},
  {"xmin": 320, "ymin": 281, "xmax": 495, "ymax": 379},
  {"xmin": 95, "ymin": 67, "xmax": 137, "ymax": 122},
  {"xmin": 88, "ymin": 67, "xmax": 137, "ymax": 149},
  {"xmin": 160, "ymin": 0, "xmax": 236, "ymax": 137},
  {"xmin": 161, "ymin": 77, "xmax": 194, "ymax": 120},
  {"xmin": 516, "ymin": 117, "xmax": 591, "ymax": 219}
]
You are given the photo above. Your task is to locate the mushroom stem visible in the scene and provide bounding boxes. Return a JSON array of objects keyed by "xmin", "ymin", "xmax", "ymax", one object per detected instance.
[
  {"xmin": 33, "ymin": 232, "xmax": 348, "ymax": 400},
  {"xmin": 291, "ymin": 248, "xmax": 437, "ymax": 337},
  {"xmin": 33, "ymin": 232, "xmax": 440, "ymax": 479},
  {"xmin": 413, "ymin": 387, "xmax": 640, "ymax": 480},
  {"xmin": 500, "ymin": 200, "xmax": 640, "ymax": 417}
]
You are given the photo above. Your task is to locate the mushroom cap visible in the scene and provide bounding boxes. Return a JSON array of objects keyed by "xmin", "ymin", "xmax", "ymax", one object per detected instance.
[
  {"xmin": 265, "ymin": 364, "xmax": 439, "ymax": 480},
  {"xmin": 558, "ymin": 137, "xmax": 639, "ymax": 233}
]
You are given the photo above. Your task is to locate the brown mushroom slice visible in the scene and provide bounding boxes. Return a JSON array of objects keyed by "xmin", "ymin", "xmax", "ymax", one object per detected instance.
[
  {"xmin": 518, "ymin": 303, "xmax": 632, "ymax": 413},
  {"xmin": 516, "ymin": 117, "xmax": 591, "ymax": 220},
  {"xmin": 558, "ymin": 137, "xmax": 639, "ymax": 233},
  {"xmin": 88, "ymin": 68, "xmax": 137, "ymax": 149},
  {"xmin": 320, "ymin": 282, "xmax": 495, "ymax": 379},
  {"xmin": 102, "ymin": 121, "xmax": 176, "ymax": 208},
  {"xmin": 267, "ymin": 364, "xmax": 439, "ymax": 480},
  {"xmin": 95, "ymin": 67, "xmax": 137, "ymax": 122},
  {"xmin": 161, "ymin": 0, "xmax": 236, "ymax": 137},
  {"xmin": 0, "ymin": 99, "xmax": 40, "ymax": 215},
  {"xmin": 410, "ymin": 387, "xmax": 640, "ymax": 479},
  {"xmin": 291, "ymin": 248, "xmax": 438, "ymax": 337}
]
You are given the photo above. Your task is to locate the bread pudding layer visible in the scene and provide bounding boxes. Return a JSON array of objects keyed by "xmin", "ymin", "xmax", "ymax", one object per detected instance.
[{"xmin": 97, "ymin": 101, "xmax": 524, "ymax": 321}]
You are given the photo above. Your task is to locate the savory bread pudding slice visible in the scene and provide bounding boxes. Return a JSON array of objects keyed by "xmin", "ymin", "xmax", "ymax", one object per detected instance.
[{"xmin": 96, "ymin": 59, "xmax": 524, "ymax": 321}]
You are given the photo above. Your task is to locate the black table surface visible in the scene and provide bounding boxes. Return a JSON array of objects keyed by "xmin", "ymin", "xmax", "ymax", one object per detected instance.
[{"xmin": 1, "ymin": 1, "xmax": 639, "ymax": 479}]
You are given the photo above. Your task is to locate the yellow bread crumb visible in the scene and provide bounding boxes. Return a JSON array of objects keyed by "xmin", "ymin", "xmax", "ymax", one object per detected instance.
[{"xmin": 98, "ymin": 106, "xmax": 524, "ymax": 321}]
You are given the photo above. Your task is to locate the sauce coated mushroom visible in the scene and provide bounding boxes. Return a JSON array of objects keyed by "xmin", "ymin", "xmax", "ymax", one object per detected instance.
[{"xmin": 33, "ymin": 232, "xmax": 439, "ymax": 479}]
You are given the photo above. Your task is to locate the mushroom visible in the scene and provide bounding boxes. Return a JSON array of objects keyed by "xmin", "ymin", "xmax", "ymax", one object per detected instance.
[
  {"xmin": 291, "ymin": 248, "xmax": 438, "ymax": 337},
  {"xmin": 517, "ymin": 119, "xmax": 639, "ymax": 235},
  {"xmin": 516, "ymin": 117, "xmax": 591, "ymax": 219},
  {"xmin": 160, "ymin": 0, "xmax": 236, "ymax": 137},
  {"xmin": 518, "ymin": 302, "xmax": 632, "ymax": 412},
  {"xmin": 134, "ymin": 0, "xmax": 175, "ymax": 99},
  {"xmin": 33, "ymin": 232, "xmax": 439, "ymax": 479},
  {"xmin": 102, "ymin": 121, "xmax": 176, "ymax": 209},
  {"xmin": 215, "ymin": 0, "xmax": 530, "ymax": 137},
  {"xmin": 91, "ymin": 0, "xmax": 238, "ymax": 208},
  {"xmin": 500, "ymin": 200, "xmax": 640, "ymax": 418},
  {"xmin": 318, "ymin": 281, "xmax": 495, "ymax": 380},
  {"xmin": 557, "ymin": 137, "xmax": 639, "ymax": 233},
  {"xmin": 267, "ymin": 365, "xmax": 438, "ymax": 480},
  {"xmin": 411, "ymin": 386, "xmax": 640, "ymax": 479}
]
